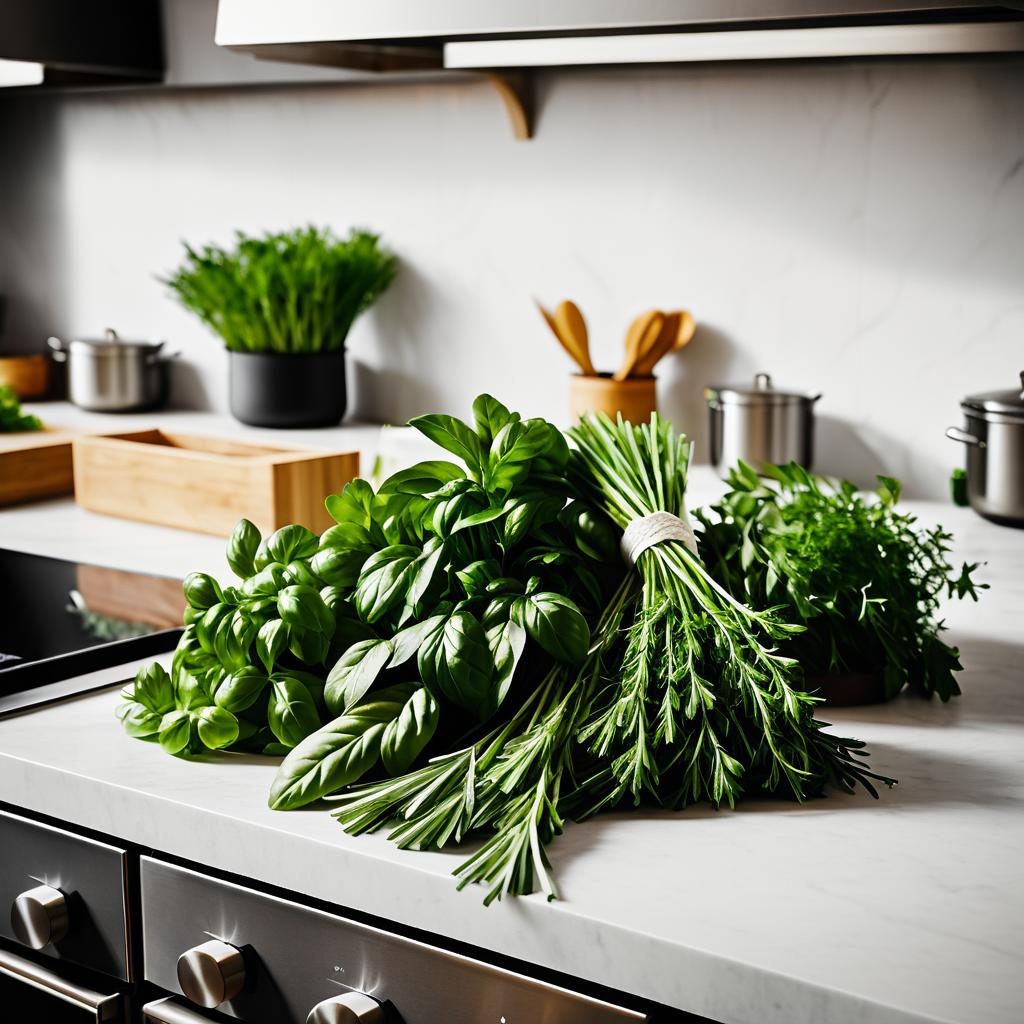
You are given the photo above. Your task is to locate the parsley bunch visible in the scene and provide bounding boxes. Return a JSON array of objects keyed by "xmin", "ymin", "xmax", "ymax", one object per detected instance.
[{"xmin": 695, "ymin": 463, "xmax": 985, "ymax": 701}]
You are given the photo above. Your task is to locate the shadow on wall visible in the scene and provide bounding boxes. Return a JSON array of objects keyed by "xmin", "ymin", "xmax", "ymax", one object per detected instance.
[
  {"xmin": 347, "ymin": 259, "xmax": 448, "ymax": 424},
  {"xmin": 168, "ymin": 357, "xmax": 214, "ymax": 410},
  {"xmin": 657, "ymin": 322, "xmax": 737, "ymax": 463}
]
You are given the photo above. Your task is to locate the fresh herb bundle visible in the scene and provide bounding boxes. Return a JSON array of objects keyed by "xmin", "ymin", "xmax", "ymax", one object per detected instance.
[
  {"xmin": 119, "ymin": 401, "xmax": 890, "ymax": 905},
  {"xmin": 0, "ymin": 384, "xmax": 42, "ymax": 432},
  {"xmin": 163, "ymin": 226, "xmax": 397, "ymax": 353},
  {"xmin": 694, "ymin": 462, "xmax": 985, "ymax": 701}
]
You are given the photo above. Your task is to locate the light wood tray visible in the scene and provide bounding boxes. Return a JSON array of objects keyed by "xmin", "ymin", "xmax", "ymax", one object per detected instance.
[
  {"xmin": 0, "ymin": 429, "xmax": 75, "ymax": 506},
  {"xmin": 72, "ymin": 430, "xmax": 359, "ymax": 536}
]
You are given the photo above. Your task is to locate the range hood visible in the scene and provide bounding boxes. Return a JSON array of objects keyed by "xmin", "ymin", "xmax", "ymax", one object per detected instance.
[
  {"xmin": 216, "ymin": 0, "xmax": 1024, "ymax": 70},
  {"xmin": 0, "ymin": 0, "xmax": 163, "ymax": 88}
]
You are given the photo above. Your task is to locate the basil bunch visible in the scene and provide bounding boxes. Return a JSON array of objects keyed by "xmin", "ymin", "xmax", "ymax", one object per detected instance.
[{"xmin": 118, "ymin": 395, "xmax": 619, "ymax": 811}]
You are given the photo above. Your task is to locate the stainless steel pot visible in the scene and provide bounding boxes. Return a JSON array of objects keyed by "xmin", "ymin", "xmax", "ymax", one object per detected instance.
[
  {"xmin": 48, "ymin": 328, "xmax": 177, "ymax": 412},
  {"xmin": 705, "ymin": 372, "xmax": 821, "ymax": 475},
  {"xmin": 946, "ymin": 371, "xmax": 1024, "ymax": 528}
]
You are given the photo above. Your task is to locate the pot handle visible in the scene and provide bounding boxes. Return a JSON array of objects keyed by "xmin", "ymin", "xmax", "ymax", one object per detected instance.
[
  {"xmin": 146, "ymin": 349, "xmax": 180, "ymax": 366},
  {"xmin": 47, "ymin": 336, "xmax": 67, "ymax": 362},
  {"xmin": 946, "ymin": 426, "xmax": 986, "ymax": 448}
]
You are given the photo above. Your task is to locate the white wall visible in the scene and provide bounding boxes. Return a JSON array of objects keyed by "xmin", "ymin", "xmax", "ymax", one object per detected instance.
[{"xmin": 0, "ymin": 53, "xmax": 1022, "ymax": 496}]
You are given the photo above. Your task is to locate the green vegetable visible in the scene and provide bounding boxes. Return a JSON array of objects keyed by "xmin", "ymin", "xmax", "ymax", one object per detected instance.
[
  {"xmin": 0, "ymin": 385, "xmax": 42, "ymax": 432},
  {"xmin": 163, "ymin": 226, "xmax": 397, "ymax": 354},
  {"xmin": 695, "ymin": 462, "xmax": 986, "ymax": 701}
]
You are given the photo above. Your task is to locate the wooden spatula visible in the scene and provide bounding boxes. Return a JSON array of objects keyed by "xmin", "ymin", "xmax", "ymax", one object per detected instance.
[
  {"xmin": 673, "ymin": 311, "xmax": 696, "ymax": 351},
  {"xmin": 634, "ymin": 310, "xmax": 682, "ymax": 377},
  {"xmin": 615, "ymin": 309, "xmax": 664, "ymax": 381},
  {"xmin": 536, "ymin": 299, "xmax": 590, "ymax": 376},
  {"xmin": 555, "ymin": 300, "xmax": 596, "ymax": 377}
]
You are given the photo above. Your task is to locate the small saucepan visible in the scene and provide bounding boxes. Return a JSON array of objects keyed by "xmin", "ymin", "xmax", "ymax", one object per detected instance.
[
  {"xmin": 48, "ymin": 329, "xmax": 178, "ymax": 412},
  {"xmin": 946, "ymin": 371, "xmax": 1024, "ymax": 528}
]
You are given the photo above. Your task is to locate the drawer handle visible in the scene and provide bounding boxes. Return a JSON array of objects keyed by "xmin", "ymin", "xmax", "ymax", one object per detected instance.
[
  {"xmin": 143, "ymin": 997, "xmax": 220, "ymax": 1023},
  {"xmin": 0, "ymin": 946, "xmax": 122, "ymax": 1021}
]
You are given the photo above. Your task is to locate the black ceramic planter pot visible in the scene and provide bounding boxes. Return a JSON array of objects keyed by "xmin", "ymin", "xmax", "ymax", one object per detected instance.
[{"xmin": 228, "ymin": 350, "xmax": 347, "ymax": 428}]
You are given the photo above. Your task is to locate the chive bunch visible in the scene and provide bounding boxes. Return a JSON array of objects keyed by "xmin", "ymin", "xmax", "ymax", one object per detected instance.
[{"xmin": 164, "ymin": 226, "xmax": 397, "ymax": 354}]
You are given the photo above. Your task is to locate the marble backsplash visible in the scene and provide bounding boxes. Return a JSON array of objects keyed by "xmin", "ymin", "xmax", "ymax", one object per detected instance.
[{"xmin": 0, "ymin": 55, "xmax": 1021, "ymax": 497}]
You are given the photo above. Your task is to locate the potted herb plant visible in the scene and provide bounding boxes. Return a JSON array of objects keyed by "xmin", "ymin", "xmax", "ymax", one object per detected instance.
[{"xmin": 165, "ymin": 226, "xmax": 397, "ymax": 427}]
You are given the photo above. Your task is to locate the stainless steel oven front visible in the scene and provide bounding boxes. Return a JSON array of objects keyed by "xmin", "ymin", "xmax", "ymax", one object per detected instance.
[
  {"xmin": 0, "ymin": 809, "xmax": 132, "ymax": 1023},
  {"xmin": 138, "ymin": 857, "xmax": 647, "ymax": 1024}
]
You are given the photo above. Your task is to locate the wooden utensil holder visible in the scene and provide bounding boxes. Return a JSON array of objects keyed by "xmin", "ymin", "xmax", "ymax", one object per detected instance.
[{"xmin": 570, "ymin": 373, "xmax": 657, "ymax": 423}]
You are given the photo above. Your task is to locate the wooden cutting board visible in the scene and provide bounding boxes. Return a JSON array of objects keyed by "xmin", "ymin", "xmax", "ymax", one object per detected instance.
[{"xmin": 0, "ymin": 429, "xmax": 76, "ymax": 506}]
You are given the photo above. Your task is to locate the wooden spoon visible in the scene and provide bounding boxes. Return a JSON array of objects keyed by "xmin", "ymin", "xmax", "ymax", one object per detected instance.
[
  {"xmin": 555, "ymin": 300, "xmax": 596, "ymax": 376},
  {"xmin": 634, "ymin": 310, "xmax": 682, "ymax": 377},
  {"xmin": 615, "ymin": 309, "xmax": 664, "ymax": 381},
  {"xmin": 535, "ymin": 299, "xmax": 590, "ymax": 375},
  {"xmin": 673, "ymin": 311, "xmax": 696, "ymax": 351}
]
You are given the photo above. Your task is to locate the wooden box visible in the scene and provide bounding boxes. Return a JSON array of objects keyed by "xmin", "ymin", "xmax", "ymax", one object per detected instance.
[
  {"xmin": 72, "ymin": 430, "xmax": 359, "ymax": 537},
  {"xmin": 0, "ymin": 431, "xmax": 75, "ymax": 506}
]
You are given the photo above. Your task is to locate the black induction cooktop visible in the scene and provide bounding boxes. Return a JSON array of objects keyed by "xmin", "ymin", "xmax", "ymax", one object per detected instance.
[{"xmin": 0, "ymin": 548, "xmax": 183, "ymax": 716}]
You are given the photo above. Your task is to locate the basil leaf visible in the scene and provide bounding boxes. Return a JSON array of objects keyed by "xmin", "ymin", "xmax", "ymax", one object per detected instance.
[
  {"xmin": 354, "ymin": 545, "xmax": 422, "ymax": 623},
  {"xmin": 400, "ymin": 542, "xmax": 445, "ymax": 624},
  {"xmin": 133, "ymin": 662, "xmax": 175, "ymax": 714},
  {"xmin": 242, "ymin": 562, "xmax": 288, "ymax": 598},
  {"xmin": 512, "ymin": 592, "xmax": 590, "ymax": 665},
  {"xmin": 158, "ymin": 709, "xmax": 191, "ymax": 755},
  {"xmin": 270, "ymin": 684, "xmax": 415, "ymax": 810},
  {"xmin": 178, "ymin": 671, "xmax": 212, "ymax": 711},
  {"xmin": 455, "ymin": 559, "xmax": 501, "ymax": 599},
  {"xmin": 183, "ymin": 572, "xmax": 223, "ymax": 611},
  {"xmin": 213, "ymin": 610, "xmax": 253, "ymax": 672},
  {"xmin": 472, "ymin": 394, "xmax": 515, "ymax": 450},
  {"xmin": 310, "ymin": 546, "xmax": 368, "ymax": 588},
  {"xmin": 196, "ymin": 706, "xmax": 239, "ymax": 750},
  {"xmin": 120, "ymin": 702, "xmax": 163, "ymax": 738},
  {"xmin": 256, "ymin": 524, "xmax": 318, "ymax": 569},
  {"xmin": 484, "ymin": 418, "xmax": 553, "ymax": 493},
  {"xmin": 325, "ymin": 638, "xmax": 393, "ymax": 715},
  {"xmin": 226, "ymin": 518, "xmax": 261, "ymax": 578},
  {"xmin": 283, "ymin": 560, "xmax": 321, "ymax": 589},
  {"xmin": 214, "ymin": 666, "xmax": 269, "ymax": 712},
  {"xmin": 377, "ymin": 460, "xmax": 465, "ymax": 496},
  {"xmin": 287, "ymin": 626, "xmax": 330, "ymax": 666},
  {"xmin": 408, "ymin": 414, "xmax": 483, "ymax": 477},
  {"xmin": 451, "ymin": 506, "xmax": 507, "ymax": 534},
  {"xmin": 196, "ymin": 603, "xmax": 233, "ymax": 655},
  {"xmin": 486, "ymin": 617, "xmax": 527, "ymax": 714},
  {"xmin": 278, "ymin": 584, "xmax": 334, "ymax": 634},
  {"xmin": 325, "ymin": 479, "xmax": 376, "ymax": 527},
  {"xmin": 388, "ymin": 614, "xmax": 447, "ymax": 669},
  {"xmin": 419, "ymin": 611, "xmax": 494, "ymax": 715},
  {"xmin": 256, "ymin": 618, "xmax": 288, "ymax": 673},
  {"xmin": 268, "ymin": 676, "xmax": 322, "ymax": 748},
  {"xmin": 380, "ymin": 686, "xmax": 439, "ymax": 776}
]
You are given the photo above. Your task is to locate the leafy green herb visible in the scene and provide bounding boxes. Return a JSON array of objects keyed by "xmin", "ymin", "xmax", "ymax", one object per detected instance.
[
  {"xmin": 163, "ymin": 226, "xmax": 397, "ymax": 354},
  {"xmin": 0, "ymin": 385, "xmax": 42, "ymax": 432},
  {"xmin": 695, "ymin": 462, "xmax": 986, "ymax": 701}
]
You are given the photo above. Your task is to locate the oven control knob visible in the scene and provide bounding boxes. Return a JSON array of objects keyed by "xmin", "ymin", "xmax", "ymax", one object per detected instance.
[
  {"xmin": 176, "ymin": 939, "xmax": 246, "ymax": 1009},
  {"xmin": 306, "ymin": 992, "xmax": 384, "ymax": 1024},
  {"xmin": 11, "ymin": 884, "xmax": 69, "ymax": 949}
]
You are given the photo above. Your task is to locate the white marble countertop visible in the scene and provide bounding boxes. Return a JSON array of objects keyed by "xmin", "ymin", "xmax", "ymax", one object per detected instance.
[{"xmin": 1, "ymin": 415, "xmax": 1023, "ymax": 1023}]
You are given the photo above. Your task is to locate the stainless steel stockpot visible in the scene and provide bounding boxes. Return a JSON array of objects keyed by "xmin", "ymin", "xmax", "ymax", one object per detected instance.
[
  {"xmin": 48, "ymin": 328, "xmax": 177, "ymax": 412},
  {"xmin": 705, "ymin": 372, "xmax": 821, "ymax": 475},
  {"xmin": 946, "ymin": 371, "xmax": 1024, "ymax": 528}
]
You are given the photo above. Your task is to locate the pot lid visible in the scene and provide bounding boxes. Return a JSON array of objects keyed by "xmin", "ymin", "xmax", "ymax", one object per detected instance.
[
  {"xmin": 705, "ymin": 372, "xmax": 821, "ymax": 406},
  {"xmin": 68, "ymin": 328, "xmax": 164, "ymax": 356},
  {"xmin": 961, "ymin": 371, "xmax": 1024, "ymax": 418}
]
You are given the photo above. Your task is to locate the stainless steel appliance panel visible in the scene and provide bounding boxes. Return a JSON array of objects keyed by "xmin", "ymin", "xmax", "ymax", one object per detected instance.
[
  {"xmin": 0, "ymin": 810, "xmax": 130, "ymax": 980},
  {"xmin": 141, "ymin": 857, "xmax": 645, "ymax": 1024},
  {"xmin": 0, "ymin": 946, "xmax": 125, "ymax": 1022}
]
